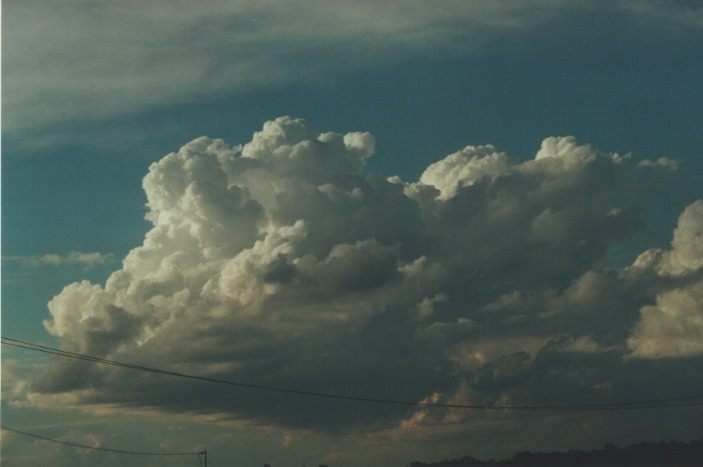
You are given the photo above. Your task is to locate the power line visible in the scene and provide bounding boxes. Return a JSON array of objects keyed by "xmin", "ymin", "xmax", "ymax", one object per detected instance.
[
  {"xmin": 3, "ymin": 336, "xmax": 703, "ymax": 412},
  {"xmin": 1, "ymin": 425, "xmax": 204, "ymax": 457}
]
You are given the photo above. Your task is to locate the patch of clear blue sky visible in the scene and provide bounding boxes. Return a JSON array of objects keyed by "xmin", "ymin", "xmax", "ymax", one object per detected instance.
[{"xmin": 2, "ymin": 8, "xmax": 702, "ymax": 344}]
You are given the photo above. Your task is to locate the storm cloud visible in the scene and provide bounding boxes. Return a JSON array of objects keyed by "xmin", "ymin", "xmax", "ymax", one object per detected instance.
[{"xmin": 29, "ymin": 117, "xmax": 703, "ymax": 435}]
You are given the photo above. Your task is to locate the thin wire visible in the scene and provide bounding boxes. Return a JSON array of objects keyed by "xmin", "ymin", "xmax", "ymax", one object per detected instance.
[
  {"xmin": 1, "ymin": 425, "xmax": 203, "ymax": 456},
  {"xmin": 3, "ymin": 336, "xmax": 703, "ymax": 412}
]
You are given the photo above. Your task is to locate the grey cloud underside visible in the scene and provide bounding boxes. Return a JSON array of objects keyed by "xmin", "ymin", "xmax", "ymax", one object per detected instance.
[{"xmin": 32, "ymin": 117, "xmax": 703, "ymax": 432}]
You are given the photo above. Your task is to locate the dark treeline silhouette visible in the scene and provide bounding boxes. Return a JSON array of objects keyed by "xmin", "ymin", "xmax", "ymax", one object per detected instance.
[{"xmin": 408, "ymin": 438, "xmax": 703, "ymax": 466}]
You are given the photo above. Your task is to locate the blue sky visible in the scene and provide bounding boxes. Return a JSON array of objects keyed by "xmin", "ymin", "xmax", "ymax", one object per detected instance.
[{"xmin": 2, "ymin": 1, "xmax": 703, "ymax": 466}]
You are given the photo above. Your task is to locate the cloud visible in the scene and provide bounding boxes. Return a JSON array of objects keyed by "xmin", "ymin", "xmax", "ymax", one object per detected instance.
[
  {"xmin": 25, "ymin": 117, "xmax": 703, "ymax": 440},
  {"xmin": 3, "ymin": 252, "xmax": 115, "ymax": 268},
  {"xmin": 418, "ymin": 145, "xmax": 510, "ymax": 200},
  {"xmin": 627, "ymin": 200, "xmax": 703, "ymax": 358},
  {"xmin": 636, "ymin": 157, "xmax": 680, "ymax": 170},
  {"xmin": 6, "ymin": 0, "xmax": 693, "ymax": 146},
  {"xmin": 618, "ymin": 0, "xmax": 703, "ymax": 29},
  {"xmin": 627, "ymin": 282, "xmax": 703, "ymax": 359},
  {"xmin": 3, "ymin": 1, "xmax": 555, "ymax": 138}
]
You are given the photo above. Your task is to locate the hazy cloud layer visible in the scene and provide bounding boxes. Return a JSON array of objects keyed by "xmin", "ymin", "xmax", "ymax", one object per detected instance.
[
  {"xmin": 23, "ymin": 117, "xmax": 703, "ymax": 439},
  {"xmin": 5, "ymin": 1, "xmax": 701, "ymax": 143},
  {"xmin": 2, "ymin": 1, "xmax": 553, "ymax": 136}
]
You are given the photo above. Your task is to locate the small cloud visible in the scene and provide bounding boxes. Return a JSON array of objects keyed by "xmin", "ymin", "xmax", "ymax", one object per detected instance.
[
  {"xmin": 560, "ymin": 336, "xmax": 605, "ymax": 354},
  {"xmin": 3, "ymin": 251, "xmax": 114, "ymax": 268},
  {"xmin": 637, "ymin": 157, "xmax": 680, "ymax": 170}
]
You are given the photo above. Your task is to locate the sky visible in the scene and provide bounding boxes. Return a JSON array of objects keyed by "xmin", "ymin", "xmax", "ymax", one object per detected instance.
[{"xmin": 2, "ymin": 1, "xmax": 703, "ymax": 466}]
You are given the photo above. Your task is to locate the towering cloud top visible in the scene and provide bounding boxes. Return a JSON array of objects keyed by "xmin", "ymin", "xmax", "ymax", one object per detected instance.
[{"xmin": 29, "ymin": 118, "xmax": 703, "ymax": 435}]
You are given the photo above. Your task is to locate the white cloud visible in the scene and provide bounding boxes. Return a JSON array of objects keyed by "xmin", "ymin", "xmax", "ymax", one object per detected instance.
[
  {"xmin": 25, "ymin": 117, "xmax": 703, "ymax": 437},
  {"xmin": 633, "ymin": 200, "xmax": 703, "ymax": 275},
  {"xmin": 535, "ymin": 136, "xmax": 596, "ymax": 161},
  {"xmin": 3, "ymin": 251, "xmax": 114, "ymax": 268},
  {"xmin": 668, "ymin": 200, "xmax": 703, "ymax": 272},
  {"xmin": 419, "ymin": 145, "xmax": 510, "ymax": 200},
  {"xmin": 627, "ymin": 281, "xmax": 703, "ymax": 359},
  {"xmin": 636, "ymin": 156, "xmax": 680, "ymax": 170},
  {"xmin": 627, "ymin": 200, "xmax": 703, "ymax": 358}
]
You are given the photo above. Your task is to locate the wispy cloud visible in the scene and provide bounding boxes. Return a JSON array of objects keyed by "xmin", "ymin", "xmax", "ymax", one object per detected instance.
[
  {"xmin": 618, "ymin": 0, "xmax": 703, "ymax": 29},
  {"xmin": 9, "ymin": 0, "xmax": 697, "ymax": 145},
  {"xmin": 2, "ymin": 1, "xmax": 544, "ymax": 133},
  {"xmin": 3, "ymin": 252, "xmax": 115, "ymax": 268}
]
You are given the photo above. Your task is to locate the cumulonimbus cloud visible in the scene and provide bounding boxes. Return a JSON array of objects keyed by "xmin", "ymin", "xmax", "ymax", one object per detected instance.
[{"xmin": 24, "ymin": 117, "xmax": 703, "ymax": 435}]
